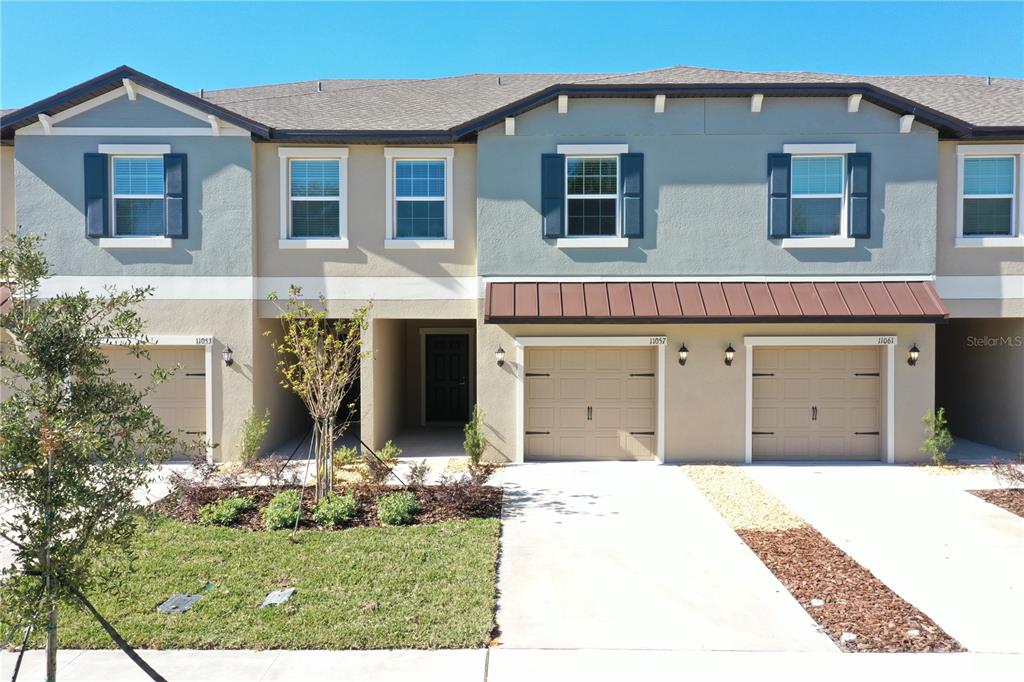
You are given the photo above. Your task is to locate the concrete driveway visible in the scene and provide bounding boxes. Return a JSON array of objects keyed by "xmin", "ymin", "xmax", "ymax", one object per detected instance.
[
  {"xmin": 747, "ymin": 464, "xmax": 1024, "ymax": 654},
  {"xmin": 496, "ymin": 462, "xmax": 834, "ymax": 651}
]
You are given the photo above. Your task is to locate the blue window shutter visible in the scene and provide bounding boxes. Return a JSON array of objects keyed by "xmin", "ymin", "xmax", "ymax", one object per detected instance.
[
  {"xmin": 848, "ymin": 153, "xmax": 871, "ymax": 238},
  {"xmin": 541, "ymin": 153, "xmax": 564, "ymax": 238},
  {"xmin": 620, "ymin": 153, "xmax": 643, "ymax": 238},
  {"xmin": 164, "ymin": 153, "xmax": 187, "ymax": 238},
  {"xmin": 84, "ymin": 153, "xmax": 108, "ymax": 238},
  {"xmin": 767, "ymin": 153, "xmax": 791, "ymax": 238}
]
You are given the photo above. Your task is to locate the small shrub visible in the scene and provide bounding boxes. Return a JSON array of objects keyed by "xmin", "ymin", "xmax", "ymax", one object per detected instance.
[
  {"xmin": 376, "ymin": 490, "xmax": 419, "ymax": 526},
  {"xmin": 362, "ymin": 440, "xmax": 401, "ymax": 484},
  {"xmin": 407, "ymin": 459, "xmax": 431, "ymax": 486},
  {"xmin": 922, "ymin": 407, "xmax": 955, "ymax": 465},
  {"xmin": 992, "ymin": 454, "xmax": 1024, "ymax": 487},
  {"xmin": 313, "ymin": 491, "xmax": 359, "ymax": 527},
  {"xmin": 238, "ymin": 408, "xmax": 271, "ymax": 467},
  {"xmin": 199, "ymin": 496, "xmax": 254, "ymax": 526},
  {"xmin": 262, "ymin": 489, "xmax": 302, "ymax": 530},
  {"xmin": 463, "ymin": 405, "xmax": 487, "ymax": 468},
  {"xmin": 333, "ymin": 445, "xmax": 359, "ymax": 468}
]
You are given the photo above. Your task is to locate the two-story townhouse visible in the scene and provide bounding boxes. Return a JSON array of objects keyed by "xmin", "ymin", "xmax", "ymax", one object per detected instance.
[{"xmin": 1, "ymin": 66, "xmax": 1020, "ymax": 463}]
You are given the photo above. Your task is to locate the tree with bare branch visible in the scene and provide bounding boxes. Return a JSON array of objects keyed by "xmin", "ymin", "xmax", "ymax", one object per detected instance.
[{"xmin": 266, "ymin": 286, "xmax": 369, "ymax": 501}]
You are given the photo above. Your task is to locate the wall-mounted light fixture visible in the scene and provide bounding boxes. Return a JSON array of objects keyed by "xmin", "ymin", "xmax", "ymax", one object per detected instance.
[
  {"xmin": 724, "ymin": 344, "xmax": 736, "ymax": 366},
  {"xmin": 495, "ymin": 346, "xmax": 506, "ymax": 367},
  {"xmin": 678, "ymin": 344, "xmax": 689, "ymax": 366},
  {"xmin": 222, "ymin": 346, "xmax": 234, "ymax": 366},
  {"xmin": 907, "ymin": 343, "xmax": 920, "ymax": 367}
]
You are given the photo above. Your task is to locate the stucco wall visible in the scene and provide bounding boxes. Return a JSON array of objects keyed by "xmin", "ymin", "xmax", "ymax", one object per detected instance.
[
  {"xmin": 1, "ymin": 146, "xmax": 14, "ymax": 237},
  {"xmin": 133, "ymin": 299, "xmax": 256, "ymax": 462},
  {"xmin": 254, "ymin": 143, "xmax": 477, "ymax": 278},
  {"xmin": 14, "ymin": 134, "xmax": 253, "ymax": 276},
  {"xmin": 61, "ymin": 94, "xmax": 209, "ymax": 128},
  {"xmin": 363, "ymin": 318, "xmax": 405, "ymax": 451},
  {"xmin": 936, "ymin": 317, "xmax": 1024, "ymax": 452},
  {"xmin": 253, "ymin": 318, "xmax": 309, "ymax": 454},
  {"xmin": 477, "ymin": 97, "xmax": 938, "ymax": 277},
  {"xmin": 476, "ymin": 313, "xmax": 936, "ymax": 464}
]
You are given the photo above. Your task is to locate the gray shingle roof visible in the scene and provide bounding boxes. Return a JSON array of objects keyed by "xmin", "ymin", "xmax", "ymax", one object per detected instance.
[{"xmin": 195, "ymin": 65, "xmax": 1023, "ymax": 132}]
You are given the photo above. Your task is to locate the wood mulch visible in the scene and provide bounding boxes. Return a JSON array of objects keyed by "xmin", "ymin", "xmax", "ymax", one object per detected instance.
[
  {"xmin": 970, "ymin": 489, "xmax": 1024, "ymax": 518},
  {"xmin": 737, "ymin": 526, "xmax": 964, "ymax": 653},
  {"xmin": 154, "ymin": 482, "xmax": 502, "ymax": 531}
]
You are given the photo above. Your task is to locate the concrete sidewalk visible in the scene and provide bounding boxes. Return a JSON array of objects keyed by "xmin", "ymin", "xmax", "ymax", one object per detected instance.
[
  {"xmin": 746, "ymin": 464, "xmax": 1024, "ymax": 654},
  {"xmin": 4, "ymin": 649, "xmax": 1020, "ymax": 682},
  {"xmin": 497, "ymin": 462, "xmax": 833, "ymax": 651}
]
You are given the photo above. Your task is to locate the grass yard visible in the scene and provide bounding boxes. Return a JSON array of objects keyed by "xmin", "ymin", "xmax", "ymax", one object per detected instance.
[{"xmin": 46, "ymin": 515, "xmax": 500, "ymax": 650}]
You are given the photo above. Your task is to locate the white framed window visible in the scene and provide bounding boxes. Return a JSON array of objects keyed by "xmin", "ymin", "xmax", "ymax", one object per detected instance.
[
  {"xmin": 956, "ymin": 145, "xmax": 1024, "ymax": 247},
  {"xmin": 277, "ymin": 147, "xmax": 349, "ymax": 249},
  {"xmin": 96, "ymin": 144, "xmax": 173, "ymax": 249},
  {"xmin": 555, "ymin": 143, "xmax": 630, "ymax": 248},
  {"xmin": 780, "ymin": 143, "xmax": 856, "ymax": 249},
  {"xmin": 384, "ymin": 147, "xmax": 454, "ymax": 249}
]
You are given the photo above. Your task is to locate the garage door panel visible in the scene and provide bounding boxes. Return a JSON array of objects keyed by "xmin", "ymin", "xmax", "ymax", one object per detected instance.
[
  {"xmin": 592, "ymin": 406, "xmax": 621, "ymax": 428},
  {"xmin": 527, "ymin": 349, "xmax": 556, "ymax": 370},
  {"xmin": 591, "ymin": 378, "xmax": 622, "ymax": 401},
  {"xmin": 525, "ymin": 406, "xmax": 555, "ymax": 429},
  {"xmin": 591, "ymin": 349, "xmax": 622, "ymax": 371},
  {"xmin": 558, "ymin": 406, "xmax": 588, "ymax": 429},
  {"xmin": 625, "ymin": 406, "xmax": 655, "ymax": 430},
  {"xmin": 525, "ymin": 376, "xmax": 554, "ymax": 400},
  {"xmin": 559, "ymin": 349, "xmax": 587, "ymax": 371},
  {"xmin": 753, "ymin": 345, "xmax": 881, "ymax": 462},
  {"xmin": 559, "ymin": 377, "xmax": 586, "ymax": 401},
  {"xmin": 623, "ymin": 348, "xmax": 655, "ymax": 371},
  {"xmin": 625, "ymin": 377, "xmax": 655, "ymax": 400}
]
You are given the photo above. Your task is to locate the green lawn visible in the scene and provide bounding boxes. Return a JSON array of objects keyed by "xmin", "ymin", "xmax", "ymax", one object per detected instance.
[{"xmin": 49, "ymin": 516, "xmax": 500, "ymax": 650}]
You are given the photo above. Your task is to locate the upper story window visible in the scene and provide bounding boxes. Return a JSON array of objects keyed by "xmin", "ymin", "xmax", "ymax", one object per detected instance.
[
  {"xmin": 790, "ymin": 155, "xmax": 844, "ymax": 236},
  {"xmin": 112, "ymin": 156, "xmax": 165, "ymax": 236},
  {"xmin": 384, "ymin": 147, "xmax": 454, "ymax": 250},
  {"xmin": 566, "ymin": 156, "xmax": 619, "ymax": 237},
  {"xmin": 955, "ymin": 145, "xmax": 1023, "ymax": 247},
  {"xmin": 277, "ymin": 147, "xmax": 349, "ymax": 249}
]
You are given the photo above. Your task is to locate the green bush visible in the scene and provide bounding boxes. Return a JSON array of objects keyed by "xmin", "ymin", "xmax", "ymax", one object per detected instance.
[
  {"xmin": 333, "ymin": 445, "xmax": 359, "ymax": 468},
  {"xmin": 199, "ymin": 496, "xmax": 254, "ymax": 526},
  {"xmin": 262, "ymin": 489, "xmax": 302, "ymax": 530},
  {"xmin": 376, "ymin": 491, "xmax": 420, "ymax": 526},
  {"xmin": 312, "ymin": 491, "xmax": 359, "ymax": 528},
  {"xmin": 362, "ymin": 440, "xmax": 401, "ymax": 484},
  {"xmin": 238, "ymin": 408, "xmax": 271, "ymax": 467},
  {"xmin": 463, "ymin": 405, "xmax": 487, "ymax": 468},
  {"xmin": 922, "ymin": 407, "xmax": 955, "ymax": 465}
]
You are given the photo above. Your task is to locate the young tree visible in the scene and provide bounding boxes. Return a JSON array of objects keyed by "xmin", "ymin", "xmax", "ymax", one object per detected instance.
[
  {"xmin": 266, "ymin": 286, "xmax": 369, "ymax": 501},
  {"xmin": 0, "ymin": 235, "xmax": 176, "ymax": 680}
]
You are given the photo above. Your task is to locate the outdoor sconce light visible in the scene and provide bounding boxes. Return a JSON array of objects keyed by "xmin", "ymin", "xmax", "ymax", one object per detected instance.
[
  {"xmin": 724, "ymin": 344, "xmax": 736, "ymax": 366},
  {"xmin": 908, "ymin": 344, "xmax": 920, "ymax": 367},
  {"xmin": 222, "ymin": 346, "xmax": 234, "ymax": 367},
  {"xmin": 678, "ymin": 344, "xmax": 689, "ymax": 366},
  {"xmin": 495, "ymin": 346, "xmax": 506, "ymax": 367}
]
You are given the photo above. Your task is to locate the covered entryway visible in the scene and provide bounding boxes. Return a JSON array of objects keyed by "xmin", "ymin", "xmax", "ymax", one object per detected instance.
[
  {"xmin": 752, "ymin": 345, "xmax": 882, "ymax": 461},
  {"xmin": 524, "ymin": 346, "xmax": 657, "ymax": 461},
  {"xmin": 103, "ymin": 345, "xmax": 207, "ymax": 449}
]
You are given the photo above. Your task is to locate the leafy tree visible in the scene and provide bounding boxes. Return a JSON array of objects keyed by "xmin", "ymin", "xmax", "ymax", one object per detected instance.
[
  {"xmin": 266, "ymin": 287, "xmax": 369, "ymax": 501},
  {"xmin": 0, "ymin": 234, "xmax": 176, "ymax": 680}
]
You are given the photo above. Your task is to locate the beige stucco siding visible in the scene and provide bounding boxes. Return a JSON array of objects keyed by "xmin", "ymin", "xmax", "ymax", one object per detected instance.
[
  {"xmin": 254, "ymin": 144, "xmax": 477, "ymax": 278},
  {"xmin": 363, "ymin": 318, "xmax": 405, "ymax": 450},
  {"xmin": 936, "ymin": 317, "xmax": 1024, "ymax": 452},
  {"xmin": 477, "ymin": 315, "xmax": 935, "ymax": 464}
]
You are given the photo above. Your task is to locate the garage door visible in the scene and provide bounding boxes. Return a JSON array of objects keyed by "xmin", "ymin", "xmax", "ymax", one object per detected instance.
[
  {"xmin": 104, "ymin": 346, "xmax": 206, "ymax": 449},
  {"xmin": 524, "ymin": 347, "xmax": 657, "ymax": 461},
  {"xmin": 752, "ymin": 346, "xmax": 881, "ymax": 461}
]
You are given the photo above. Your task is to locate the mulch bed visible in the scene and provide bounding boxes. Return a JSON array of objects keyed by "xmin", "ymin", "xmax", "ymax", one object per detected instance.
[
  {"xmin": 737, "ymin": 526, "xmax": 964, "ymax": 653},
  {"xmin": 154, "ymin": 483, "xmax": 502, "ymax": 531},
  {"xmin": 970, "ymin": 489, "xmax": 1024, "ymax": 518}
]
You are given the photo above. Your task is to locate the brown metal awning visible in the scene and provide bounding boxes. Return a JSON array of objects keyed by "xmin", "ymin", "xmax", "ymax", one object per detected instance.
[{"xmin": 484, "ymin": 281, "xmax": 949, "ymax": 323}]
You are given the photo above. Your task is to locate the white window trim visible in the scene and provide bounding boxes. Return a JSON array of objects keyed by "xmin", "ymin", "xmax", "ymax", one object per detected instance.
[
  {"xmin": 783, "ymin": 148, "xmax": 853, "ymax": 247},
  {"xmin": 563, "ymin": 154, "xmax": 621, "ymax": 242},
  {"xmin": 383, "ymin": 147, "xmax": 454, "ymax": 247},
  {"xmin": 277, "ymin": 147, "xmax": 348, "ymax": 247},
  {"xmin": 556, "ymin": 143, "xmax": 630, "ymax": 156},
  {"xmin": 108, "ymin": 152, "xmax": 166, "ymax": 239},
  {"xmin": 955, "ymin": 145, "xmax": 1024, "ymax": 247}
]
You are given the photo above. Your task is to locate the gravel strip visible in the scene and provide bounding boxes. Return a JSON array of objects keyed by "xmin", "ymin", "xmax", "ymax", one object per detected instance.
[
  {"xmin": 685, "ymin": 465, "xmax": 804, "ymax": 531},
  {"xmin": 970, "ymin": 489, "xmax": 1024, "ymax": 518},
  {"xmin": 686, "ymin": 464, "xmax": 964, "ymax": 653}
]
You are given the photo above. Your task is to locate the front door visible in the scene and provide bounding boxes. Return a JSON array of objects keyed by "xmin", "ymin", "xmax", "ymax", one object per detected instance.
[{"xmin": 424, "ymin": 334, "xmax": 470, "ymax": 423}]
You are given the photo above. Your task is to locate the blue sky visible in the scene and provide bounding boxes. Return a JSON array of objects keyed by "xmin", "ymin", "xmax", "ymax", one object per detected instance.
[{"xmin": 2, "ymin": 1, "xmax": 1022, "ymax": 108}]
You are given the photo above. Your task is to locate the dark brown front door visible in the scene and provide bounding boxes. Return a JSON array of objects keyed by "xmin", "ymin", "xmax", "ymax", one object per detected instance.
[{"xmin": 425, "ymin": 334, "xmax": 470, "ymax": 423}]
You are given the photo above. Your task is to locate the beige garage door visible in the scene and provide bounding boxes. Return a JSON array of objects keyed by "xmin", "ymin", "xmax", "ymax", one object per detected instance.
[
  {"xmin": 752, "ymin": 346, "xmax": 881, "ymax": 461},
  {"xmin": 524, "ymin": 347, "xmax": 657, "ymax": 461},
  {"xmin": 104, "ymin": 346, "xmax": 206, "ymax": 449}
]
